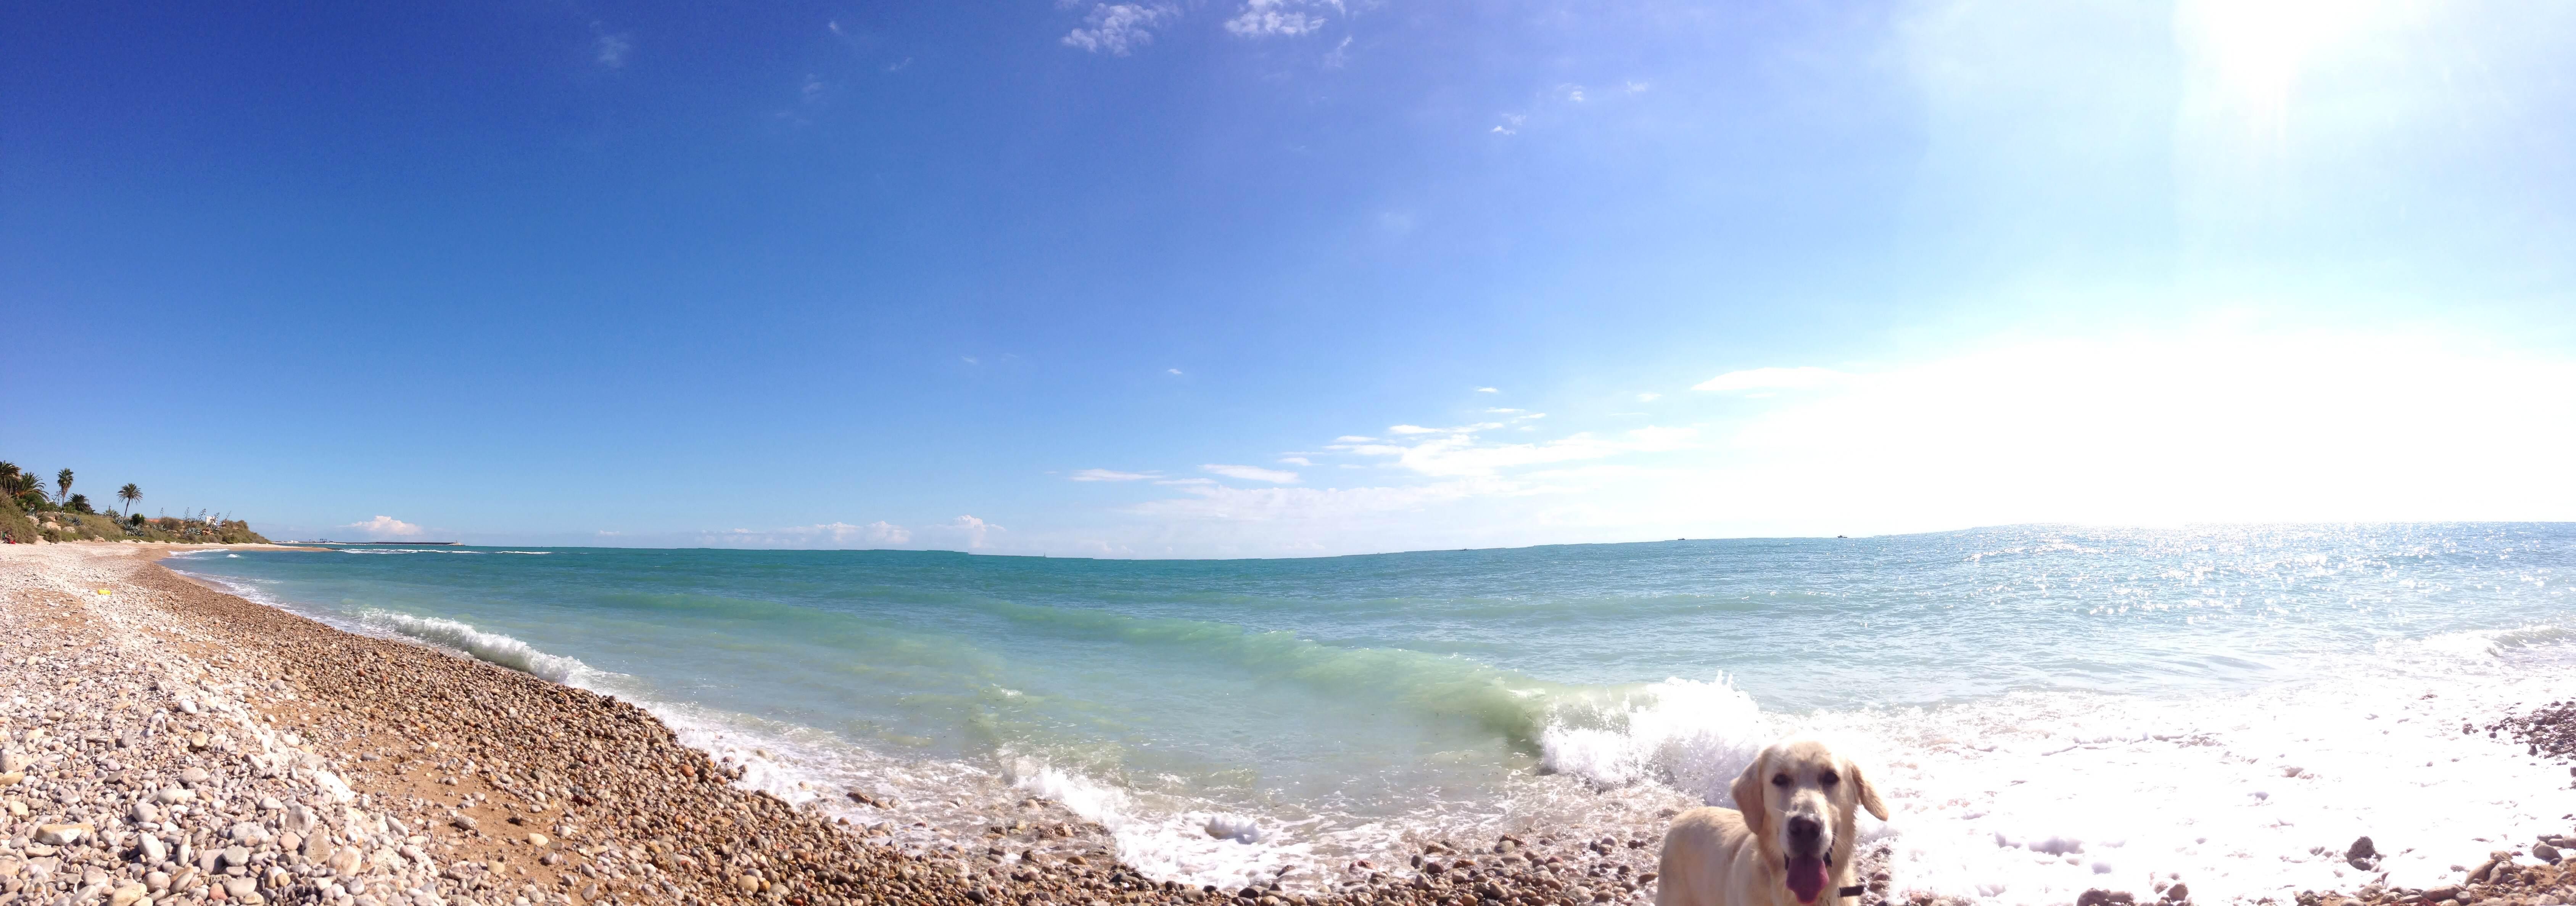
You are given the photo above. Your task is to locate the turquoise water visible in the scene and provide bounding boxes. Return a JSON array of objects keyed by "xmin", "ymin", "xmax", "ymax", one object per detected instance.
[{"xmin": 171, "ymin": 524, "xmax": 2576, "ymax": 904}]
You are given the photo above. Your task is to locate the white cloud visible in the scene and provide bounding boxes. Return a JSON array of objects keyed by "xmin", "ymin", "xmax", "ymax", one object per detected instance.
[
  {"xmin": 1692, "ymin": 366, "xmax": 1854, "ymax": 393},
  {"xmin": 1386, "ymin": 424, "xmax": 1441, "ymax": 435},
  {"xmin": 595, "ymin": 33, "xmax": 633, "ymax": 68},
  {"xmin": 1637, "ymin": 392, "xmax": 1662, "ymax": 402},
  {"xmin": 1130, "ymin": 479, "xmax": 1512, "ymax": 522},
  {"xmin": 1278, "ymin": 456, "xmax": 1313, "ymax": 466},
  {"xmin": 1334, "ymin": 435, "xmax": 1376, "ymax": 442},
  {"xmin": 947, "ymin": 515, "xmax": 1000, "ymax": 549},
  {"xmin": 1063, "ymin": 3, "xmax": 1174, "ymax": 55},
  {"xmin": 343, "ymin": 516, "xmax": 423, "ymax": 538},
  {"xmin": 1345, "ymin": 426, "xmax": 1697, "ymax": 478},
  {"xmin": 1485, "ymin": 407, "xmax": 1522, "ymax": 414},
  {"xmin": 1203, "ymin": 463, "xmax": 1300, "ymax": 483},
  {"xmin": 1167, "ymin": 368, "xmax": 1185, "ymax": 376},
  {"xmin": 1491, "ymin": 115, "xmax": 1524, "ymax": 136},
  {"xmin": 1156, "ymin": 477, "xmax": 1219, "ymax": 486},
  {"xmin": 1072, "ymin": 469, "xmax": 1158, "ymax": 482},
  {"xmin": 1475, "ymin": 386, "xmax": 1501, "ymax": 393},
  {"xmin": 1225, "ymin": 0, "xmax": 1333, "ymax": 37}
]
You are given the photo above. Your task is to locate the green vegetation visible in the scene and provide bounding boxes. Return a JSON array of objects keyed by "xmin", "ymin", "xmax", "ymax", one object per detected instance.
[{"xmin": 0, "ymin": 461, "xmax": 270, "ymax": 545}]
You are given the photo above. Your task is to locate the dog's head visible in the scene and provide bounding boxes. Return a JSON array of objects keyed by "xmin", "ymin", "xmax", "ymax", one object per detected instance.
[{"xmin": 1729, "ymin": 738, "xmax": 1887, "ymax": 905}]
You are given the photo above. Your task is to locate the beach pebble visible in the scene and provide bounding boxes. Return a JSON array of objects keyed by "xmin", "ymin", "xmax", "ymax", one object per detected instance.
[
  {"xmin": 36, "ymin": 822, "xmax": 93, "ymax": 845},
  {"xmin": 132, "ymin": 800, "xmax": 160, "ymax": 823},
  {"xmin": 142, "ymin": 833, "xmax": 169, "ymax": 863},
  {"xmin": 451, "ymin": 814, "xmax": 477, "ymax": 831},
  {"xmin": 109, "ymin": 882, "xmax": 149, "ymax": 906},
  {"xmin": 179, "ymin": 766, "xmax": 211, "ymax": 786},
  {"xmin": 223, "ymin": 845, "xmax": 253, "ymax": 867},
  {"xmin": 2535, "ymin": 842, "xmax": 2562, "ymax": 864}
]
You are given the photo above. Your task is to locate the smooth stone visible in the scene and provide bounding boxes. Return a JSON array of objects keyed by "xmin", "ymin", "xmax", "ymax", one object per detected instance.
[
  {"xmin": 179, "ymin": 766, "xmax": 211, "ymax": 786},
  {"xmin": 110, "ymin": 882, "xmax": 150, "ymax": 906},
  {"xmin": 525, "ymin": 832, "xmax": 550, "ymax": 847},
  {"xmin": 132, "ymin": 801, "xmax": 160, "ymax": 823},
  {"xmin": 142, "ymin": 834, "xmax": 169, "ymax": 862},
  {"xmin": 35, "ymin": 823, "xmax": 93, "ymax": 845},
  {"xmin": 153, "ymin": 787, "xmax": 195, "ymax": 804},
  {"xmin": 223, "ymin": 845, "xmax": 253, "ymax": 867},
  {"xmin": 223, "ymin": 875, "xmax": 256, "ymax": 897}
]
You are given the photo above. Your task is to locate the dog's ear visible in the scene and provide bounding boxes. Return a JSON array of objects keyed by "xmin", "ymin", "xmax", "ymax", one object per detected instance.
[
  {"xmin": 1848, "ymin": 758, "xmax": 1888, "ymax": 821},
  {"xmin": 1731, "ymin": 751, "xmax": 1770, "ymax": 850}
]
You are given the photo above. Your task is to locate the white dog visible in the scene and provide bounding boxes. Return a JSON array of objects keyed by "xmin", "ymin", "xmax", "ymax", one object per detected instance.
[{"xmin": 1657, "ymin": 738, "xmax": 1887, "ymax": 906}]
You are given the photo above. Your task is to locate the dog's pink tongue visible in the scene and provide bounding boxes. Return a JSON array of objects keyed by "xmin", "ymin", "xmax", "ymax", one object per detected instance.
[{"xmin": 1785, "ymin": 856, "xmax": 1829, "ymax": 905}]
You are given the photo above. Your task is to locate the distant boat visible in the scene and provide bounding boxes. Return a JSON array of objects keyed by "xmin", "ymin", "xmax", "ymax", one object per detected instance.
[{"xmin": 288, "ymin": 539, "xmax": 463, "ymax": 546}]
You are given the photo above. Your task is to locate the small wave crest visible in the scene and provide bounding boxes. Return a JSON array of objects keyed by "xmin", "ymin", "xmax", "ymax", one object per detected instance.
[
  {"xmin": 356, "ymin": 610, "xmax": 598, "ymax": 684},
  {"xmin": 1536, "ymin": 677, "xmax": 1771, "ymax": 804}
]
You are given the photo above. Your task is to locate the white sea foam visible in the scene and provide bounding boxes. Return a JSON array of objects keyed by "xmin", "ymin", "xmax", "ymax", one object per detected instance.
[
  {"xmin": 1005, "ymin": 756, "xmax": 1316, "ymax": 890},
  {"xmin": 1524, "ymin": 631, "xmax": 2576, "ymax": 906}
]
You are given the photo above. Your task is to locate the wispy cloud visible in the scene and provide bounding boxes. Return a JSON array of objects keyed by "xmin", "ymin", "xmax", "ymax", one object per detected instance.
[
  {"xmin": 1130, "ymin": 479, "xmax": 1509, "ymax": 522},
  {"xmin": 1062, "ymin": 3, "xmax": 1175, "ymax": 55},
  {"xmin": 1693, "ymin": 366, "xmax": 1853, "ymax": 394},
  {"xmin": 1167, "ymin": 368, "xmax": 1185, "ymax": 375},
  {"xmin": 1637, "ymin": 392, "xmax": 1662, "ymax": 402},
  {"xmin": 1475, "ymin": 386, "xmax": 1500, "ymax": 393},
  {"xmin": 1334, "ymin": 435, "xmax": 1376, "ymax": 443},
  {"xmin": 594, "ymin": 32, "xmax": 633, "ymax": 68},
  {"xmin": 1340, "ymin": 426, "xmax": 1695, "ymax": 477},
  {"xmin": 1277, "ymin": 456, "xmax": 1313, "ymax": 466},
  {"xmin": 343, "ymin": 516, "xmax": 423, "ymax": 538},
  {"xmin": 1485, "ymin": 407, "xmax": 1522, "ymax": 414},
  {"xmin": 1225, "ymin": 0, "xmax": 1333, "ymax": 37},
  {"xmin": 1203, "ymin": 463, "xmax": 1300, "ymax": 483},
  {"xmin": 1072, "ymin": 469, "xmax": 1158, "ymax": 482}
]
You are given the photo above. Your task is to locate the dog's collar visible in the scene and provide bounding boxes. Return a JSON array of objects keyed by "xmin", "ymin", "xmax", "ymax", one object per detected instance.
[{"xmin": 1838, "ymin": 885, "xmax": 1865, "ymax": 900}]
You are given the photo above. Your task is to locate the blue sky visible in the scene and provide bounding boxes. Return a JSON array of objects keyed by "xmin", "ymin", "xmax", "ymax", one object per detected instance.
[{"xmin": 6, "ymin": 0, "xmax": 2573, "ymax": 556}]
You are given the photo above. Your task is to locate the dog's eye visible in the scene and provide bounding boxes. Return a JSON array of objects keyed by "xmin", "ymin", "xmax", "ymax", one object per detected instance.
[
  {"xmin": 1771, "ymin": 773, "xmax": 1790, "ymax": 787},
  {"xmin": 1819, "ymin": 771, "xmax": 1839, "ymax": 786}
]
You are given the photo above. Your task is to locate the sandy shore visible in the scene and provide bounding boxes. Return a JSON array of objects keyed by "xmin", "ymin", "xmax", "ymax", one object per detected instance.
[{"xmin": 5, "ymin": 542, "xmax": 2572, "ymax": 906}]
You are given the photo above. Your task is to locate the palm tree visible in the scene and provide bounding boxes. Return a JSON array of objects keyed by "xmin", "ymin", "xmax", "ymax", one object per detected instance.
[
  {"xmin": 55, "ymin": 469, "xmax": 73, "ymax": 508},
  {"xmin": 0, "ymin": 470, "xmax": 41, "ymax": 506},
  {"xmin": 119, "ymin": 484, "xmax": 141, "ymax": 517}
]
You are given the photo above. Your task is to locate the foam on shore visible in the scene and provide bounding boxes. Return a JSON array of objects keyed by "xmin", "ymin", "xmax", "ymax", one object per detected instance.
[
  {"xmin": 1523, "ymin": 628, "xmax": 2576, "ymax": 906},
  {"xmin": 163, "ymin": 549, "xmax": 2576, "ymax": 905}
]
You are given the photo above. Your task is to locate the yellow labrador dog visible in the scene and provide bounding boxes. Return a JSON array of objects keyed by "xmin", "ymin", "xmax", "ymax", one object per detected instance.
[{"xmin": 1657, "ymin": 738, "xmax": 1887, "ymax": 906}]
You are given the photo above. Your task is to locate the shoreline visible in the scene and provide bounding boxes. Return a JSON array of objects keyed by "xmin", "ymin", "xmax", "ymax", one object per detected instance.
[{"xmin": 5, "ymin": 542, "xmax": 2573, "ymax": 906}]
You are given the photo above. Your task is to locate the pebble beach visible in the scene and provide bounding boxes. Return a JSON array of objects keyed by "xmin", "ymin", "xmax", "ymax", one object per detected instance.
[
  {"xmin": 0, "ymin": 544, "xmax": 1704, "ymax": 906},
  {"xmin": 8, "ymin": 541, "xmax": 2576, "ymax": 906}
]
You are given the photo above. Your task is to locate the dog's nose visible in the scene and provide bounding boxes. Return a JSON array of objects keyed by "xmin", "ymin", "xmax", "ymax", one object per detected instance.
[{"xmin": 1785, "ymin": 815, "xmax": 1823, "ymax": 851}]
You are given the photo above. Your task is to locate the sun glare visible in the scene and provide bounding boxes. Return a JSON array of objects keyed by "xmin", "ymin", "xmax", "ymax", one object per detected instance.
[{"xmin": 2177, "ymin": 0, "xmax": 2375, "ymax": 140}]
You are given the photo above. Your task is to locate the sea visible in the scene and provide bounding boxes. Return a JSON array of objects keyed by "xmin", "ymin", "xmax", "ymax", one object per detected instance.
[{"xmin": 167, "ymin": 524, "xmax": 2576, "ymax": 905}]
